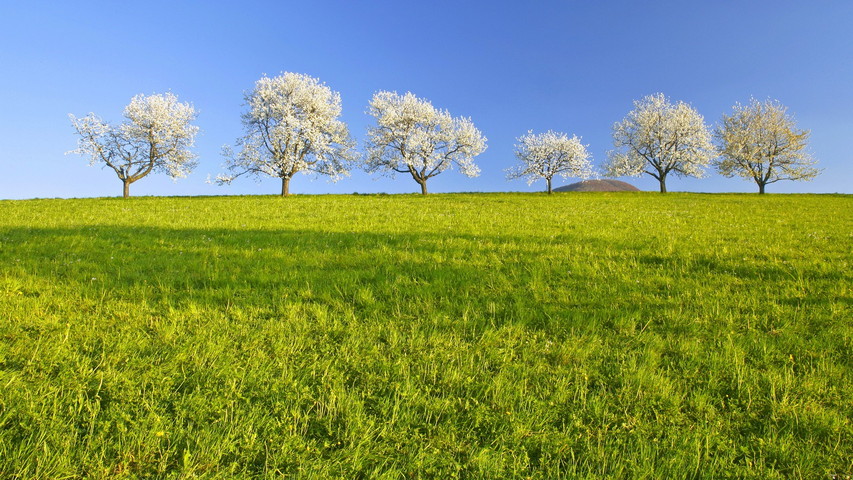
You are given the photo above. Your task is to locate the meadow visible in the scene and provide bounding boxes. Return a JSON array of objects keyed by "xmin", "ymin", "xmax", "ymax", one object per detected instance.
[{"xmin": 0, "ymin": 192, "xmax": 850, "ymax": 479}]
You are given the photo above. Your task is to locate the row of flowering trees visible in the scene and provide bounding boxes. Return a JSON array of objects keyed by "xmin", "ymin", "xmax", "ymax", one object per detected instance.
[{"xmin": 69, "ymin": 72, "xmax": 819, "ymax": 197}]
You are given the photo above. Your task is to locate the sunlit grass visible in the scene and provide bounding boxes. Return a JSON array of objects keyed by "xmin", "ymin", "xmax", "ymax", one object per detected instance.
[{"xmin": 1, "ymin": 192, "xmax": 850, "ymax": 478}]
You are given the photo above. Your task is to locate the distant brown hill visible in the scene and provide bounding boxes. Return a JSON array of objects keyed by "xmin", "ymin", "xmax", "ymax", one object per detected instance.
[{"xmin": 553, "ymin": 179, "xmax": 640, "ymax": 192}]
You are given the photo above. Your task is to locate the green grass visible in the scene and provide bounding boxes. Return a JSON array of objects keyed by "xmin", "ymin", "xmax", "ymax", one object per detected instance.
[{"xmin": 0, "ymin": 192, "xmax": 850, "ymax": 479}]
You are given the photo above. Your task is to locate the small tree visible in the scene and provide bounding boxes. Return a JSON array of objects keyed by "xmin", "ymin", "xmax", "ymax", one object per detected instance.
[
  {"xmin": 506, "ymin": 130, "xmax": 594, "ymax": 194},
  {"xmin": 605, "ymin": 93, "xmax": 713, "ymax": 193},
  {"xmin": 217, "ymin": 72, "xmax": 356, "ymax": 196},
  {"xmin": 69, "ymin": 93, "xmax": 199, "ymax": 198},
  {"xmin": 714, "ymin": 98, "xmax": 819, "ymax": 194},
  {"xmin": 365, "ymin": 91, "xmax": 487, "ymax": 194}
]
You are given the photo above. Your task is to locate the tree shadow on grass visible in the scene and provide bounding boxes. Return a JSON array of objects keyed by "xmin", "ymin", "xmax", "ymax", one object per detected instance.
[
  {"xmin": 637, "ymin": 253, "xmax": 851, "ymax": 312},
  {"xmin": 5, "ymin": 225, "xmax": 846, "ymax": 332},
  {"xmin": 1, "ymin": 225, "xmax": 621, "ymax": 334}
]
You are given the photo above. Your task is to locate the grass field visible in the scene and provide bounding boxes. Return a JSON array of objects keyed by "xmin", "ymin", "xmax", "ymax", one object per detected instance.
[{"xmin": 0, "ymin": 192, "xmax": 851, "ymax": 479}]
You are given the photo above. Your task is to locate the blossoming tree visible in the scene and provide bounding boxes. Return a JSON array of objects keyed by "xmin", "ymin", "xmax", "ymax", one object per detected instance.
[
  {"xmin": 605, "ymin": 93, "xmax": 713, "ymax": 193},
  {"xmin": 69, "ymin": 93, "xmax": 199, "ymax": 198},
  {"xmin": 714, "ymin": 98, "xmax": 819, "ymax": 194},
  {"xmin": 506, "ymin": 130, "xmax": 594, "ymax": 194},
  {"xmin": 365, "ymin": 91, "xmax": 487, "ymax": 194},
  {"xmin": 217, "ymin": 72, "xmax": 356, "ymax": 196}
]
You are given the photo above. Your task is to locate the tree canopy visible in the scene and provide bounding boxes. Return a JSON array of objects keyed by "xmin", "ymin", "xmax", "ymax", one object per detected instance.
[
  {"xmin": 714, "ymin": 98, "xmax": 819, "ymax": 193},
  {"xmin": 365, "ymin": 91, "xmax": 487, "ymax": 194},
  {"xmin": 217, "ymin": 72, "xmax": 356, "ymax": 196},
  {"xmin": 506, "ymin": 130, "xmax": 594, "ymax": 194},
  {"xmin": 69, "ymin": 93, "xmax": 199, "ymax": 198},
  {"xmin": 605, "ymin": 93, "xmax": 713, "ymax": 193}
]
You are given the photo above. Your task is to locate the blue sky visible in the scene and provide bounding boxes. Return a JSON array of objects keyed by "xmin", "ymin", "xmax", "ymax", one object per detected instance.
[{"xmin": 1, "ymin": 1, "xmax": 851, "ymax": 198}]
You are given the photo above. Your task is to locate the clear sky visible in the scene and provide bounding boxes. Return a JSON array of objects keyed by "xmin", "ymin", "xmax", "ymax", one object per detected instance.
[{"xmin": 1, "ymin": 1, "xmax": 851, "ymax": 199}]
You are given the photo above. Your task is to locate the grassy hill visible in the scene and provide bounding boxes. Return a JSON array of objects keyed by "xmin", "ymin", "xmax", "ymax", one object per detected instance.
[
  {"xmin": 553, "ymin": 179, "xmax": 640, "ymax": 192},
  {"xmin": 1, "ymin": 193, "xmax": 850, "ymax": 478}
]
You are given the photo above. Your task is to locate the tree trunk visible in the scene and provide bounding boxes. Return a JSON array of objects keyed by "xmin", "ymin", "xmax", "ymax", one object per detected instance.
[
  {"xmin": 546, "ymin": 178, "xmax": 553, "ymax": 194},
  {"xmin": 122, "ymin": 179, "xmax": 130, "ymax": 198},
  {"xmin": 419, "ymin": 180, "xmax": 428, "ymax": 195},
  {"xmin": 758, "ymin": 183, "xmax": 766, "ymax": 194},
  {"xmin": 659, "ymin": 177, "xmax": 667, "ymax": 193},
  {"xmin": 281, "ymin": 176, "xmax": 291, "ymax": 197}
]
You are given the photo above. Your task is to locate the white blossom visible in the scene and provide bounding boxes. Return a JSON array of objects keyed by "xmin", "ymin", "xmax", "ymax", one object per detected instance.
[
  {"xmin": 714, "ymin": 98, "xmax": 819, "ymax": 193},
  {"xmin": 218, "ymin": 72, "xmax": 356, "ymax": 196},
  {"xmin": 365, "ymin": 91, "xmax": 487, "ymax": 194},
  {"xmin": 506, "ymin": 130, "xmax": 594, "ymax": 193},
  {"xmin": 605, "ymin": 93, "xmax": 713, "ymax": 193},
  {"xmin": 68, "ymin": 93, "xmax": 199, "ymax": 198}
]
